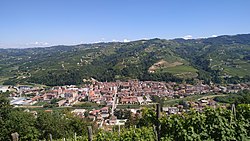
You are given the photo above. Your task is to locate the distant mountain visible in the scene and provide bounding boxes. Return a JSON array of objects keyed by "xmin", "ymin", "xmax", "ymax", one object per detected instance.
[{"xmin": 0, "ymin": 34, "xmax": 250, "ymax": 86}]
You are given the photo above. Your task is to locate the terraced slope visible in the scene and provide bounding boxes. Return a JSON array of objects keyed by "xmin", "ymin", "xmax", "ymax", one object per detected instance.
[{"xmin": 0, "ymin": 34, "xmax": 249, "ymax": 85}]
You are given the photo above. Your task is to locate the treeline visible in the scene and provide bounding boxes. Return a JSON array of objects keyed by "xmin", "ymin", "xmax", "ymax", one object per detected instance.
[
  {"xmin": 0, "ymin": 95, "xmax": 95, "ymax": 140},
  {"xmin": 54, "ymin": 105, "xmax": 250, "ymax": 141},
  {"xmin": 25, "ymin": 69, "xmax": 182, "ymax": 86},
  {"xmin": 214, "ymin": 90, "xmax": 250, "ymax": 104},
  {"xmin": 93, "ymin": 106, "xmax": 250, "ymax": 141},
  {"xmin": 24, "ymin": 49, "xmax": 182, "ymax": 86},
  {"xmin": 26, "ymin": 70, "xmax": 84, "ymax": 86},
  {"xmin": 1, "ymin": 91, "xmax": 250, "ymax": 140},
  {"xmin": 22, "ymin": 64, "xmax": 249, "ymax": 86}
]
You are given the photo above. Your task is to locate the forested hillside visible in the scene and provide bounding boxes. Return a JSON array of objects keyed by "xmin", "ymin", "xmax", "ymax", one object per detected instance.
[{"xmin": 0, "ymin": 34, "xmax": 250, "ymax": 86}]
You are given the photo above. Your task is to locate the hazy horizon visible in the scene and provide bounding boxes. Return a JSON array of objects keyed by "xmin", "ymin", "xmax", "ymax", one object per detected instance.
[{"xmin": 1, "ymin": 33, "xmax": 249, "ymax": 49}]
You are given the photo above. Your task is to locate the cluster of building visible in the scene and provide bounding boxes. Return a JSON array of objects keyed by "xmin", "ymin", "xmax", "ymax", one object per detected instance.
[
  {"xmin": 2, "ymin": 80, "xmax": 249, "ymax": 127},
  {"xmin": 5, "ymin": 80, "xmax": 250, "ymax": 107}
]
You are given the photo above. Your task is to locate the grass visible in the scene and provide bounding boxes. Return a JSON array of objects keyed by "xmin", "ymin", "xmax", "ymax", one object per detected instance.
[
  {"xmin": 117, "ymin": 104, "xmax": 140, "ymax": 109},
  {"xmin": 223, "ymin": 62, "xmax": 250, "ymax": 77},
  {"xmin": 162, "ymin": 65, "xmax": 197, "ymax": 74},
  {"xmin": 0, "ymin": 76, "xmax": 10, "ymax": 84},
  {"xmin": 18, "ymin": 106, "xmax": 89, "ymax": 112},
  {"xmin": 158, "ymin": 65, "xmax": 198, "ymax": 78},
  {"xmin": 33, "ymin": 101, "xmax": 48, "ymax": 106},
  {"xmin": 210, "ymin": 57, "xmax": 250, "ymax": 77},
  {"xmin": 163, "ymin": 93, "xmax": 226, "ymax": 106},
  {"xmin": 20, "ymin": 103, "xmax": 146, "ymax": 112},
  {"xmin": 73, "ymin": 102, "xmax": 100, "ymax": 109}
]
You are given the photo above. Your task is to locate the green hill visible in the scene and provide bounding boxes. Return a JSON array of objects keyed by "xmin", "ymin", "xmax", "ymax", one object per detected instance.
[{"xmin": 0, "ymin": 34, "xmax": 250, "ymax": 86}]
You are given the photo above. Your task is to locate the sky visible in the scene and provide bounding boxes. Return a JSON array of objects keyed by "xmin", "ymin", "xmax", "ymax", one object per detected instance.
[{"xmin": 0, "ymin": 0, "xmax": 250, "ymax": 48}]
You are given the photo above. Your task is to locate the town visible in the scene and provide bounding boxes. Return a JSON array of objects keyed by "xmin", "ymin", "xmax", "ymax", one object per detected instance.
[{"xmin": 1, "ymin": 80, "xmax": 249, "ymax": 128}]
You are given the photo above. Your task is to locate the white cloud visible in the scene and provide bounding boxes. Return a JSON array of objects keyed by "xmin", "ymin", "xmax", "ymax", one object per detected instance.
[
  {"xmin": 123, "ymin": 39, "xmax": 130, "ymax": 42},
  {"xmin": 0, "ymin": 41, "xmax": 53, "ymax": 48},
  {"xmin": 197, "ymin": 35, "xmax": 218, "ymax": 39},
  {"xmin": 183, "ymin": 35, "xmax": 193, "ymax": 40},
  {"xmin": 93, "ymin": 38, "xmax": 108, "ymax": 43},
  {"xmin": 112, "ymin": 39, "xmax": 119, "ymax": 42},
  {"xmin": 92, "ymin": 38, "xmax": 130, "ymax": 43},
  {"xmin": 25, "ymin": 41, "xmax": 50, "ymax": 47},
  {"xmin": 94, "ymin": 41, "xmax": 104, "ymax": 43}
]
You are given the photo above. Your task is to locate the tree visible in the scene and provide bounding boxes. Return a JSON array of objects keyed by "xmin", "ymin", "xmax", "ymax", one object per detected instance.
[
  {"xmin": 4, "ymin": 110, "xmax": 39, "ymax": 140},
  {"xmin": 160, "ymin": 108, "xmax": 249, "ymax": 140},
  {"xmin": 137, "ymin": 108, "xmax": 157, "ymax": 127},
  {"xmin": 0, "ymin": 94, "xmax": 39, "ymax": 141},
  {"xmin": 0, "ymin": 94, "xmax": 12, "ymax": 119},
  {"xmin": 36, "ymin": 112, "xmax": 72, "ymax": 139}
]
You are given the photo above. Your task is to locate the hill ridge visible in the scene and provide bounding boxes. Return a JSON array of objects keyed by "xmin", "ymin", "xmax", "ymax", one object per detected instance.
[{"xmin": 0, "ymin": 33, "xmax": 250, "ymax": 86}]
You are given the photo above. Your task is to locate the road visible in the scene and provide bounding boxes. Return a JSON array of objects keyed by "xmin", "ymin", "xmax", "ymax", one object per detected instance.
[{"xmin": 111, "ymin": 90, "xmax": 118, "ymax": 116}]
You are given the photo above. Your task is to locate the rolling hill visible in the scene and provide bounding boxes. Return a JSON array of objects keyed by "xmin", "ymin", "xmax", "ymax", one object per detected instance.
[{"xmin": 0, "ymin": 34, "xmax": 250, "ymax": 86}]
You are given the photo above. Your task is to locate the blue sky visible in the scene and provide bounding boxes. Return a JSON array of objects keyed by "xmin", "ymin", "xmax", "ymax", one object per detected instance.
[{"xmin": 0, "ymin": 0, "xmax": 250, "ymax": 48}]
